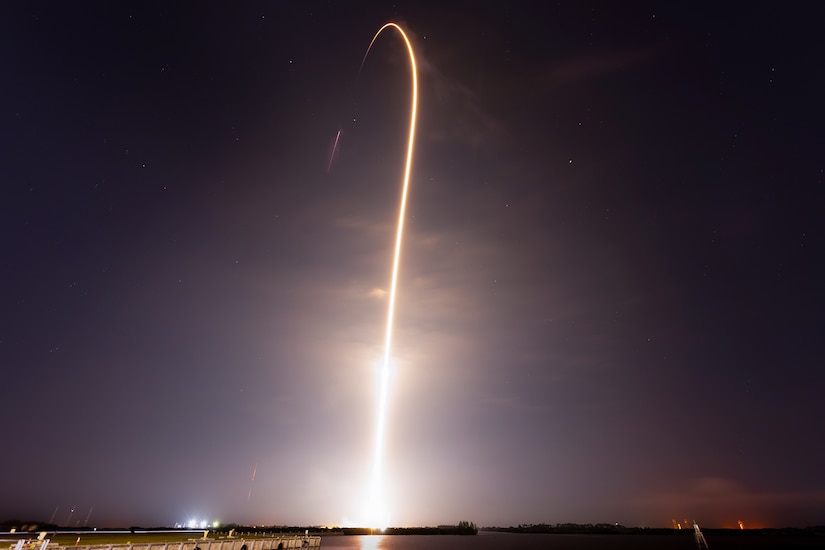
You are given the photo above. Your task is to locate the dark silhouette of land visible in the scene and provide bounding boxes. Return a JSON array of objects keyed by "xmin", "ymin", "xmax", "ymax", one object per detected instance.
[
  {"xmin": 5, "ymin": 518, "xmax": 824, "ymax": 541},
  {"xmin": 483, "ymin": 523, "xmax": 825, "ymax": 539}
]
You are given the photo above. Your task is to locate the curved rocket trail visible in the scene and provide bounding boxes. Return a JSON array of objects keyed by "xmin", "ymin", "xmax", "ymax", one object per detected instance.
[{"xmin": 362, "ymin": 22, "xmax": 418, "ymax": 528}]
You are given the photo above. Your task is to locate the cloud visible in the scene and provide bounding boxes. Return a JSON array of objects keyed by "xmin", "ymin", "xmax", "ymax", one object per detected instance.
[
  {"xmin": 542, "ymin": 47, "xmax": 662, "ymax": 88},
  {"xmin": 417, "ymin": 49, "xmax": 508, "ymax": 151},
  {"xmin": 368, "ymin": 287, "xmax": 387, "ymax": 299}
]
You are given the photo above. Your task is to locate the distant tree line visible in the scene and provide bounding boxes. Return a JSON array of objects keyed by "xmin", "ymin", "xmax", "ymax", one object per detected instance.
[
  {"xmin": 341, "ymin": 522, "xmax": 477, "ymax": 536},
  {"xmin": 485, "ymin": 523, "xmax": 677, "ymax": 535},
  {"xmin": 483, "ymin": 523, "xmax": 825, "ymax": 537}
]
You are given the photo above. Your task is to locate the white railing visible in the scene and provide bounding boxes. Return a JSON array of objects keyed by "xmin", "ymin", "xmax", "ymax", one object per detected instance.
[{"xmin": 40, "ymin": 538, "xmax": 320, "ymax": 550}]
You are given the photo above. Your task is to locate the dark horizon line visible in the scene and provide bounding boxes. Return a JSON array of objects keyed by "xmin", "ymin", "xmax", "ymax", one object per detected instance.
[{"xmin": 2, "ymin": 522, "xmax": 823, "ymax": 532}]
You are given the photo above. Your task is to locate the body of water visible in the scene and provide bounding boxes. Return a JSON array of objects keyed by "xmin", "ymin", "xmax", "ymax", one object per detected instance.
[{"xmin": 318, "ymin": 531, "xmax": 823, "ymax": 550}]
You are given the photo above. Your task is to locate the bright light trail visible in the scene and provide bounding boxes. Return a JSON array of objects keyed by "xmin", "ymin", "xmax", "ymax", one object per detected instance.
[
  {"xmin": 247, "ymin": 461, "xmax": 257, "ymax": 502},
  {"xmin": 327, "ymin": 129, "xmax": 341, "ymax": 174},
  {"xmin": 361, "ymin": 22, "xmax": 418, "ymax": 529}
]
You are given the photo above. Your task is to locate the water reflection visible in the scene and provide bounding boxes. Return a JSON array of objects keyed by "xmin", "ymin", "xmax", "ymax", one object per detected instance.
[{"xmin": 358, "ymin": 535, "xmax": 384, "ymax": 550}]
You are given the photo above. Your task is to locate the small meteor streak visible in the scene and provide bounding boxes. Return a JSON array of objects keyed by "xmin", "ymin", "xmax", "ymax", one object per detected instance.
[
  {"xmin": 247, "ymin": 461, "xmax": 257, "ymax": 501},
  {"xmin": 360, "ymin": 21, "xmax": 419, "ymax": 529},
  {"xmin": 327, "ymin": 129, "xmax": 342, "ymax": 173},
  {"xmin": 83, "ymin": 506, "xmax": 93, "ymax": 526}
]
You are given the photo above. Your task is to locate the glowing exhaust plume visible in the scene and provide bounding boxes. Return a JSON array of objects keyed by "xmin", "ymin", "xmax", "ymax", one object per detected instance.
[{"xmin": 361, "ymin": 22, "xmax": 418, "ymax": 529}]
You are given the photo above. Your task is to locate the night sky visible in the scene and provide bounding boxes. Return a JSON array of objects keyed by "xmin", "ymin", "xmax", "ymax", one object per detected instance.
[{"xmin": 2, "ymin": 1, "xmax": 824, "ymax": 530}]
